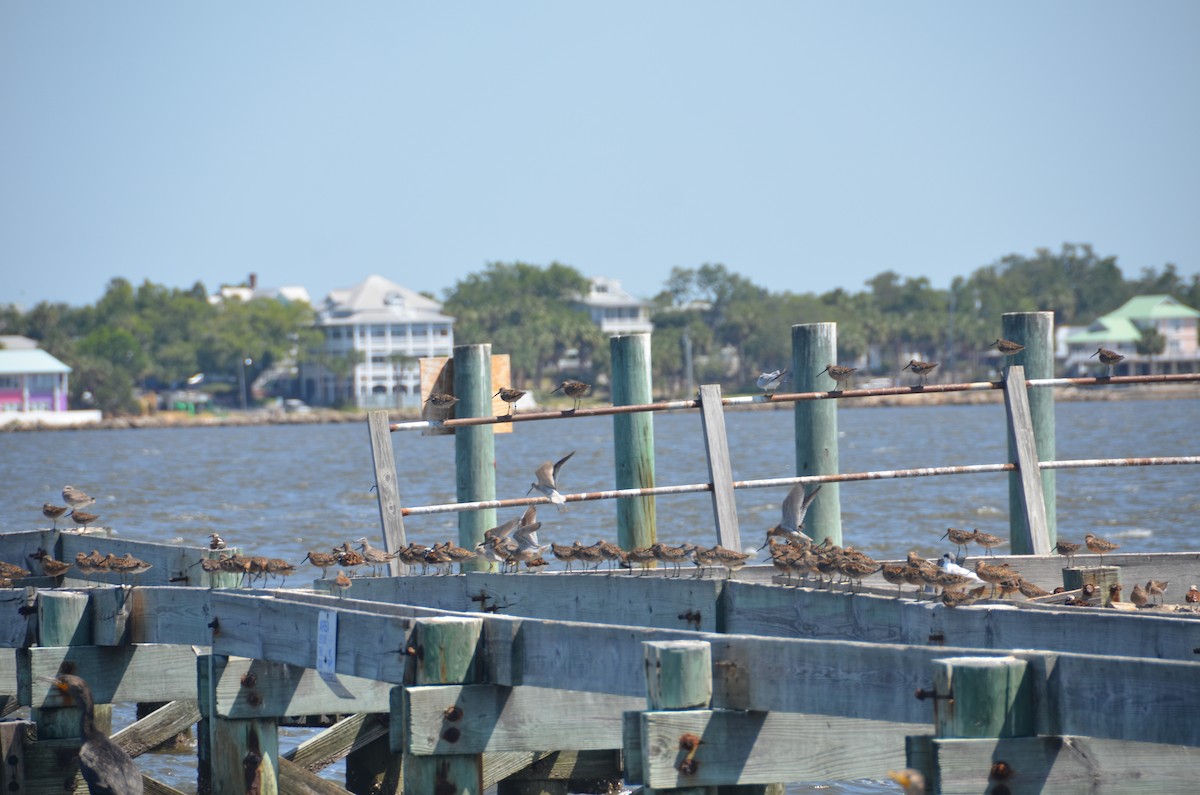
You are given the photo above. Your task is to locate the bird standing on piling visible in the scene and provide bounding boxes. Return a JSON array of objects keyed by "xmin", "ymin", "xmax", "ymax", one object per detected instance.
[
  {"xmin": 528, "ymin": 451, "xmax": 575, "ymax": 510},
  {"xmin": 551, "ymin": 380, "xmax": 591, "ymax": 411},
  {"xmin": 900, "ymin": 359, "xmax": 938, "ymax": 386},
  {"xmin": 816, "ymin": 365, "xmax": 857, "ymax": 391},
  {"xmin": 46, "ymin": 673, "xmax": 143, "ymax": 795},
  {"xmin": 1054, "ymin": 539, "xmax": 1080, "ymax": 567},
  {"xmin": 756, "ymin": 369, "xmax": 790, "ymax": 395},
  {"xmin": 1090, "ymin": 347, "xmax": 1125, "ymax": 377}
]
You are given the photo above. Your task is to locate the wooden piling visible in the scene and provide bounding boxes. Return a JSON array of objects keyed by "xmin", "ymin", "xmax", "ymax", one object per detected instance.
[
  {"xmin": 1002, "ymin": 311, "xmax": 1057, "ymax": 547},
  {"xmin": 454, "ymin": 344, "xmax": 497, "ymax": 570},
  {"xmin": 612, "ymin": 333, "xmax": 657, "ymax": 551},
  {"xmin": 368, "ymin": 410, "xmax": 407, "ymax": 575},
  {"xmin": 1003, "ymin": 366, "xmax": 1051, "ymax": 555},
  {"xmin": 791, "ymin": 322, "xmax": 842, "ymax": 546},
  {"xmin": 698, "ymin": 384, "xmax": 741, "ymax": 550},
  {"xmin": 37, "ymin": 590, "xmax": 91, "ymax": 647},
  {"xmin": 644, "ymin": 640, "xmax": 712, "ymax": 710},
  {"xmin": 932, "ymin": 656, "xmax": 1034, "ymax": 740}
]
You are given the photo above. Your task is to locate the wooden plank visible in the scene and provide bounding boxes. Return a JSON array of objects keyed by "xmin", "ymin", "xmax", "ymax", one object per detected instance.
[
  {"xmin": 791, "ymin": 322, "xmax": 842, "ymax": 546},
  {"xmin": 420, "ymin": 355, "xmax": 455, "ymax": 436},
  {"xmin": 213, "ymin": 657, "xmax": 394, "ymax": 719},
  {"xmin": 279, "ymin": 757, "xmax": 352, "ymax": 795},
  {"xmin": 499, "ymin": 750, "xmax": 622, "ymax": 783},
  {"xmin": 401, "ymin": 685, "xmax": 645, "ymax": 755},
  {"xmin": 931, "ymin": 735, "xmax": 1200, "ymax": 794},
  {"xmin": 0, "ymin": 587, "xmax": 35, "ymax": 648},
  {"xmin": 0, "ymin": 720, "xmax": 29, "ymax": 794},
  {"xmin": 89, "ymin": 586, "xmax": 133, "ymax": 646},
  {"xmin": 1002, "ymin": 311, "xmax": 1057, "ymax": 546},
  {"xmin": 368, "ymin": 410, "xmax": 407, "ymax": 577},
  {"xmin": 1003, "ymin": 366, "xmax": 1052, "ymax": 555},
  {"xmin": 311, "ymin": 574, "xmax": 472, "ymax": 611},
  {"xmin": 129, "ymin": 586, "xmax": 218, "ymax": 645},
  {"xmin": 285, "ymin": 713, "xmax": 388, "ymax": 770},
  {"xmin": 27, "ymin": 644, "xmax": 200, "ymax": 706},
  {"xmin": 612, "ymin": 333, "xmax": 657, "ymax": 551},
  {"xmin": 112, "ymin": 699, "xmax": 201, "ymax": 758},
  {"xmin": 698, "ymin": 384, "xmax": 740, "ymax": 550},
  {"xmin": 453, "ymin": 344, "xmax": 498, "ymax": 569},
  {"xmin": 209, "ymin": 716, "xmax": 279, "ymax": 795},
  {"xmin": 638, "ymin": 709, "xmax": 921, "ymax": 789},
  {"xmin": 0, "ymin": 648, "xmax": 18, "ymax": 697}
]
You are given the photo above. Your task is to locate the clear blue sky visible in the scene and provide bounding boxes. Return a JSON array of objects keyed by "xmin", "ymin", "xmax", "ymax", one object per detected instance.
[{"xmin": 3, "ymin": 2, "xmax": 1198, "ymax": 309}]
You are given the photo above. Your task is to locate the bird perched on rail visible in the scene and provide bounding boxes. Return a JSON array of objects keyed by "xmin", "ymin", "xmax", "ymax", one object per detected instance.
[
  {"xmin": 1090, "ymin": 347, "xmax": 1125, "ymax": 377},
  {"xmin": 208, "ymin": 533, "xmax": 226, "ymax": 550},
  {"xmin": 424, "ymin": 392, "xmax": 459, "ymax": 413},
  {"xmin": 62, "ymin": 485, "xmax": 96, "ymax": 512},
  {"xmin": 42, "ymin": 503, "xmax": 69, "ymax": 529},
  {"xmin": 760, "ymin": 483, "xmax": 821, "ymax": 549},
  {"xmin": 551, "ymin": 380, "xmax": 591, "ymax": 411},
  {"xmin": 45, "ymin": 673, "xmax": 143, "ymax": 795},
  {"xmin": 755, "ymin": 369, "xmax": 789, "ymax": 395},
  {"xmin": 816, "ymin": 364, "xmax": 857, "ymax": 391},
  {"xmin": 528, "ymin": 451, "xmax": 575, "ymax": 511},
  {"xmin": 356, "ymin": 537, "xmax": 398, "ymax": 576},
  {"xmin": 493, "ymin": 387, "xmax": 527, "ymax": 415},
  {"xmin": 900, "ymin": 359, "xmax": 938, "ymax": 386},
  {"xmin": 303, "ymin": 550, "xmax": 338, "ymax": 578},
  {"xmin": 31, "ymin": 549, "xmax": 72, "ymax": 580}
]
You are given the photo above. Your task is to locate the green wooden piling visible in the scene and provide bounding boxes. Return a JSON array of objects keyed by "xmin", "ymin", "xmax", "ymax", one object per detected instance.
[
  {"xmin": 933, "ymin": 656, "xmax": 1034, "ymax": 740},
  {"xmin": 1002, "ymin": 311, "xmax": 1057, "ymax": 548},
  {"xmin": 37, "ymin": 590, "xmax": 91, "ymax": 647},
  {"xmin": 201, "ymin": 654, "xmax": 280, "ymax": 795},
  {"xmin": 90, "ymin": 586, "xmax": 132, "ymax": 646},
  {"xmin": 402, "ymin": 616, "xmax": 485, "ymax": 795},
  {"xmin": 454, "ymin": 344, "xmax": 497, "ymax": 571},
  {"xmin": 791, "ymin": 323, "xmax": 842, "ymax": 546},
  {"xmin": 637, "ymin": 640, "xmax": 717, "ymax": 794},
  {"xmin": 612, "ymin": 333, "xmax": 657, "ymax": 551}
]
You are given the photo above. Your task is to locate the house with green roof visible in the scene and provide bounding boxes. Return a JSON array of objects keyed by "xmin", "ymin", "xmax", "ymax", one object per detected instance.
[{"xmin": 1064, "ymin": 294, "xmax": 1200, "ymax": 375}]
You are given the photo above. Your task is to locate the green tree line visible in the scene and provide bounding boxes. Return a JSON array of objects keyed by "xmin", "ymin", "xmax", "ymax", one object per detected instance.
[{"xmin": 2, "ymin": 244, "xmax": 1196, "ymax": 412}]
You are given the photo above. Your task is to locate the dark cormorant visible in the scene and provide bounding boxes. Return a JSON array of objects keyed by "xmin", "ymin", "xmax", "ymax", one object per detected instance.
[{"xmin": 48, "ymin": 674, "xmax": 143, "ymax": 795}]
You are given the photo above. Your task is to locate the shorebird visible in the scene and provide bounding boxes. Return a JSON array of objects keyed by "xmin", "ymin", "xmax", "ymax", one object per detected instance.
[
  {"xmin": 1146, "ymin": 579, "xmax": 1169, "ymax": 606},
  {"xmin": 1129, "ymin": 582, "xmax": 1149, "ymax": 608},
  {"xmin": 1090, "ymin": 347, "xmax": 1125, "ymax": 377},
  {"xmin": 32, "ymin": 550, "xmax": 72, "ymax": 580},
  {"xmin": 474, "ymin": 538, "xmax": 513, "ymax": 573},
  {"xmin": 900, "ymin": 359, "xmax": 938, "ymax": 386},
  {"xmin": 595, "ymin": 540, "xmax": 625, "ymax": 572},
  {"xmin": 107, "ymin": 553, "xmax": 152, "ymax": 584},
  {"xmin": 208, "ymin": 533, "xmax": 227, "ymax": 550},
  {"xmin": 974, "ymin": 559, "xmax": 1016, "ymax": 598},
  {"xmin": 334, "ymin": 542, "xmax": 367, "ymax": 573},
  {"xmin": 1017, "ymin": 577, "xmax": 1050, "ymax": 599},
  {"xmin": 652, "ymin": 543, "xmax": 692, "ymax": 577},
  {"xmin": 623, "ymin": 546, "xmax": 656, "ymax": 575},
  {"xmin": 42, "ymin": 503, "xmax": 68, "ymax": 528},
  {"xmin": 424, "ymin": 392, "xmax": 459, "ymax": 412},
  {"xmin": 0, "ymin": 561, "xmax": 29, "ymax": 580},
  {"xmin": 528, "ymin": 451, "xmax": 575, "ymax": 510},
  {"xmin": 1108, "ymin": 583, "xmax": 1123, "ymax": 603},
  {"xmin": 1084, "ymin": 533, "xmax": 1119, "ymax": 563},
  {"xmin": 75, "ymin": 551, "xmax": 104, "ymax": 578},
  {"xmin": 550, "ymin": 542, "xmax": 579, "ymax": 572},
  {"xmin": 816, "ymin": 364, "xmax": 857, "ymax": 391},
  {"xmin": 45, "ymin": 674, "xmax": 142, "ymax": 795},
  {"xmin": 971, "ymin": 530, "xmax": 1006, "ymax": 556},
  {"xmin": 940, "ymin": 587, "xmax": 983, "ymax": 608},
  {"xmin": 756, "ymin": 369, "xmax": 789, "ymax": 394},
  {"xmin": 887, "ymin": 769, "xmax": 927, "ymax": 795},
  {"xmin": 880, "ymin": 563, "xmax": 909, "ymax": 595},
  {"xmin": 1054, "ymin": 539, "xmax": 1080, "ymax": 567},
  {"xmin": 1186, "ymin": 585, "xmax": 1200, "ymax": 604},
  {"xmin": 62, "ymin": 485, "xmax": 96, "ymax": 511},
  {"xmin": 442, "ymin": 541, "xmax": 477, "ymax": 573},
  {"xmin": 357, "ymin": 537, "xmax": 399, "ymax": 576},
  {"xmin": 265, "ymin": 558, "xmax": 296, "ymax": 584},
  {"xmin": 493, "ymin": 387, "xmax": 526, "ymax": 415},
  {"xmin": 990, "ymin": 338, "xmax": 1025, "ymax": 358},
  {"xmin": 760, "ymin": 483, "xmax": 821, "ymax": 549},
  {"xmin": 303, "ymin": 550, "xmax": 338, "ymax": 578},
  {"xmin": 71, "ymin": 509, "xmax": 100, "ymax": 526},
  {"xmin": 551, "ymin": 380, "xmax": 591, "ymax": 411},
  {"xmin": 941, "ymin": 527, "xmax": 976, "ymax": 558},
  {"xmin": 333, "ymin": 570, "xmax": 352, "ymax": 595}
]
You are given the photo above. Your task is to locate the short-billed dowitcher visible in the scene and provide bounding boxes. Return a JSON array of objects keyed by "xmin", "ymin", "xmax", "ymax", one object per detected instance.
[
  {"xmin": 990, "ymin": 338, "xmax": 1025, "ymax": 357},
  {"xmin": 71, "ymin": 510, "xmax": 100, "ymax": 526},
  {"xmin": 1017, "ymin": 578, "xmax": 1050, "ymax": 599},
  {"xmin": 1054, "ymin": 539, "xmax": 1080, "ymax": 567},
  {"xmin": 1084, "ymin": 533, "xmax": 1119, "ymax": 563},
  {"xmin": 816, "ymin": 364, "xmax": 857, "ymax": 391},
  {"xmin": 303, "ymin": 550, "xmax": 338, "ymax": 578},
  {"xmin": 972, "ymin": 530, "xmax": 1005, "ymax": 555},
  {"xmin": 1089, "ymin": 347, "xmax": 1124, "ymax": 377},
  {"xmin": 333, "ymin": 570, "xmax": 353, "ymax": 594},
  {"xmin": 356, "ymin": 537, "xmax": 399, "ymax": 576},
  {"xmin": 62, "ymin": 485, "xmax": 96, "ymax": 511},
  {"xmin": 551, "ymin": 380, "xmax": 591, "ymax": 410},
  {"xmin": 42, "ymin": 503, "xmax": 68, "ymax": 528},
  {"xmin": 900, "ymin": 359, "xmax": 938, "ymax": 386},
  {"xmin": 424, "ymin": 392, "xmax": 459, "ymax": 412},
  {"xmin": 940, "ymin": 527, "xmax": 976, "ymax": 558},
  {"xmin": 528, "ymin": 451, "xmax": 575, "ymax": 510},
  {"xmin": 1146, "ymin": 579, "xmax": 1169, "ymax": 606},
  {"xmin": 493, "ymin": 387, "xmax": 526, "ymax": 415},
  {"xmin": 1129, "ymin": 582, "xmax": 1149, "ymax": 608},
  {"xmin": 34, "ymin": 551, "xmax": 72, "ymax": 580}
]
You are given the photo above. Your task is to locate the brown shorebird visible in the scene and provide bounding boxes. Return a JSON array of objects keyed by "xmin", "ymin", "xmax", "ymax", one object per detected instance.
[
  {"xmin": 1054, "ymin": 539, "xmax": 1080, "ymax": 567},
  {"xmin": 42, "ymin": 503, "xmax": 68, "ymax": 528},
  {"xmin": 760, "ymin": 483, "xmax": 821, "ymax": 549},
  {"xmin": 974, "ymin": 559, "xmax": 1016, "ymax": 598},
  {"xmin": 941, "ymin": 527, "xmax": 976, "ymax": 557},
  {"xmin": 816, "ymin": 365, "xmax": 857, "ymax": 391},
  {"xmin": 550, "ymin": 542, "xmax": 579, "ymax": 572},
  {"xmin": 1186, "ymin": 585, "xmax": 1200, "ymax": 604},
  {"xmin": 107, "ymin": 553, "xmax": 152, "ymax": 583},
  {"xmin": 303, "ymin": 550, "xmax": 338, "ymax": 578},
  {"xmin": 551, "ymin": 379, "xmax": 592, "ymax": 410},
  {"xmin": 31, "ymin": 550, "xmax": 72, "ymax": 580},
  {"xmin": 333, "ymin": 570, "xmax": 352, "ymax": 595},
  {"xmin": 991, "ymin": 338, "xmax": 1025, "ymax": 357},
  {"xmin": 1084, "ymin": 533, "xmax": 1119, "ymax": 563},
  {"xmin": 265, "ymin": 558, "xmax": 296, "ymax": 584},
  {"xmin": 424, "ymin": 392, "xmax": 459, "ymax": 412},
  {"xmin": 528, "ymin": 451, "xmax": 575, "ymax": 510},
  {"xmin": 1108, "ymin": 583, "xmax": 1123, "ymax": 603},
  {"xmin": 335, "ymin": 543, "xmax": 367, "ymax": 573},
  {"xmin": 972, "ymin": 531, "xmax": 1005, "ymax": 556},
  {"xmin": 1146, "ymin": 579, "xmax": 1169, "ymax": 606},
  {"xmin": 1090, "ymin": 347, "xmax": 1124, "ymax": 377},
  {"xmin": 880, "ymin": 563, "xmax": 909, "ymax": 595},
  {"xmin": 940, "ymin": 587, "xmax": 983, "ymax": 608},
  {"xmin": 356, "ymin": 537, "xmax": 398, "ymax": 576},
  {"xmin": 75, "ymin": 551, "xmax": 104, "ymax": 578},
  {"xmin": 442, "ymin": 542, "xmax": 477, "ymax": 574},
  {"xmin": 71, "ymin": 509, "xmax": 100, "ymax": 526},
  {"xmin": 901, "ymin": 359, "xmax": 938, "ymax": 386},
  {"xmin": 62, "ymin": 485, "xmax": 96, "ymax": 512},
  {"xmin": 493, "ymin": 387, "xmax": 527, "ymax": 415},
  {"xmin": 1129, "ymin": 582, "xmax": 1149, "ymax": 608},
  {"xmin": 1017, "ymin": 578, "xmax": 1050, "ymax": 599},
  {"xmin": 623, "ymin": 546, "xmax": 656, "ymax": 575},
  {"xmin": 0, "ymin": 561, "xmax": 29, "ymax": 580}
]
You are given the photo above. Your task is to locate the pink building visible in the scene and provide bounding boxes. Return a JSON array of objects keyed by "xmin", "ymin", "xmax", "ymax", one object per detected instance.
[{"xmin": 0, "ymin": 337, "xmax": 72, "ymax": 414}]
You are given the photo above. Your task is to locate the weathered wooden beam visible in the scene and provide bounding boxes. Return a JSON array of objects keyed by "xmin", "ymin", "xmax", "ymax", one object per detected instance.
[
  {"xmin": 698, "ymin": 384, "xmax": 740, "ymax": 550},
  {"xmin": 612, "ymin": 333, "xmax": 657, "ymax": 552},
  {"xmin": 0, "ymin": 719, "xmax": 29, "ymax": 794},
  {"xmin": 398, "ymin": 685, "xmax": 644, "ymax": 755},
  {"xmin": 212, "ymin": 657, "xmax": 394, "ymax": 719},
  {"xmin": 284, "ymin": 713, "xmax": 387, "ymax": 771},
  {"xmin": 1003, "ymin": 366, "xmax": 1052, "ymax": 554},
  {"xmin": 1003, "ymin": 311, "xmax": 1057, "ymax": 546},
  {"xmin": 929, "ymin": 735, "xmax": 1200, "ymax": 794},
  {"xmin": 791, "ymin": 322, "xmax": 842, "ymax": 546},
  {"xmin": 26, "ymin": 644, "xmax": 200, "ymax": 706},
  {"xmin": 209, "ymin": 715, "xmax": 279, "ymax": 795},
  {"xmin": 89, "ymin": 586, "xmax": 133, "ymax": 645},
  {"xmin": 368, "ymin": 410, "xmax": 407, "ymax": 577},
  {"xmin": 128, "ymin": 586, "xmax": 218, "ymax": 645},
  {"xmin": 112, "ymin": 699, "xmax": 201, "ymax": 758}
]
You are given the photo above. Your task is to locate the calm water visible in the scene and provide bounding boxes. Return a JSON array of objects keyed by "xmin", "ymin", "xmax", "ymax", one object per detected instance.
[{"xmin": 2, "ymin": 397, "xmax": 1198, "ymax": 792}]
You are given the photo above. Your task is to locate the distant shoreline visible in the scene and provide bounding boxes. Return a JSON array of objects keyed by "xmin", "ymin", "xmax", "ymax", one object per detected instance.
[{"xmin": 2, "ymin": 383, "xmax": 1195, "ymax": 432}]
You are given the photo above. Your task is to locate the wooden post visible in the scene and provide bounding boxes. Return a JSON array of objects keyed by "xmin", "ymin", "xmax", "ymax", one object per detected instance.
[
  {"xmin": 201, "ymin": 655, "xmax": 280, "ymax": 795},
  {"xmin": 611, "ymin": 333, "xmax": 657, "ymax": 551},
  {"xmin": 37, "ymin": 590, "xmax": 91, "ymax": 647},
  {"xmin": 1003, "ymin": 366, "xmax": 1051, "ymax": 555},
  {"xmin": 932, "ymin": 656, "xmax": 1034, "ymax": 740},
  {"xmin": 636, "ymin": 640, "xmax": 717, "ymax": 795},
  {"xmin": 1063, "ymin": 566, "xmax": 1122, "ymax": 606},
  {"xmin": 1002, "ymin": 311, "xmax": 1057, "ymax": 547},
  {"xmin": 90, "ymin": 586, "xmax": 132, "ymax": 646},
  {"xmin": 368, "ymin": 410, "xmax": 407, "ymax": 575},
  {"xmin": 403, "ymin": 616, "xmax": 484, "ymax": 795},
  {"xmin": 791, "ymin": 323, "xmax": 841, "ymax": 546},
  {"xmin": 455, "ymin": 344, "xmax": 497, "ymax": 571},
  {"xmin": 698, "ymin": 384, "xmax": 740, "ymax": 550}
]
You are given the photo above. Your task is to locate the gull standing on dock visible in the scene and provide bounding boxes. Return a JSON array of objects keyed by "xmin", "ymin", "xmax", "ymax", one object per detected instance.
[
  {"xmin": 551, "ymin": 380, "xmax": 591, "ymax": 411},
  {"xmin": 756, "ymin": 369, "xmax": 789, "ymax": 395},
  {"xmin": 760, "ymin": 483, "xmax": 821, "ymax": 549},
  {"xmin": 528, "ymin": 451, "xmax": 575, "ymax": 510},
  {"xmin": 816, "ymin": 365, "xmax": 857, "ymax": 391},
  {"xmin": 1090, "ymin": 347, "xmax": 1125, "ymax": 377},
  {"xmin": 900, "ymin": 359, "xmax": 938, "ymax": 386}
]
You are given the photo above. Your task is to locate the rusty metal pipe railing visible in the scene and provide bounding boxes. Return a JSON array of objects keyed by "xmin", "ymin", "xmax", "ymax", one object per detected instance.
[
  {"xmin": 389, "ymin": 373, "xmax": 1200, "ymax": 433},
  {"xmin": 399, "ymin": 455, "xmax": 1200, "ymax": 517}
]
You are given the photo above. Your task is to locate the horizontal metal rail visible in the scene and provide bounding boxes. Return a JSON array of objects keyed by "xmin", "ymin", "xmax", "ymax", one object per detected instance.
[
  {"xmin": 390, "ymin": 373, "xmax": 1200, "ymax": 433},
  {"xmin": 400, "ymin": 455, "xmax": 1200, "ymax": 517}
]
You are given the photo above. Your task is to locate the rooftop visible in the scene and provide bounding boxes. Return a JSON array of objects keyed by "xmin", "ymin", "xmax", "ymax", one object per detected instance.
[
  {"xmin": 319, "ymin": 275, "xmax": 453, "ymax": 326},
  {"xmin": 0, "ymin": 349, "xmax": 71, "ymax": 376}
]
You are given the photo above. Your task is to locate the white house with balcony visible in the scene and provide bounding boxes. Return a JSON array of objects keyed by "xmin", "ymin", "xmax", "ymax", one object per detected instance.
[
  {"xmin": 575, "ymin": 277, "xmax": 653, "ymax": 336},
  {"xmin": 305, "ymin": 275, "xmax": 454, "ymax": 408}
]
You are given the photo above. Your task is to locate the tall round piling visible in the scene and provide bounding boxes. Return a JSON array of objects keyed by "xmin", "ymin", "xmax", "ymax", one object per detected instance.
[
  {"xmin": 791, "ymin": 323, "xmax": 842, "ymax": 546},
  {"xmin": 454, "ymin": 343, "xmax": 496, "ymax": 570},
  {"xmin": 1002, "ymin": 311, "xmax": 1057, "ymax": 550},
  {"xmin": 611, "ymin": 333, "xmax": 657, "ymax": 551}
]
